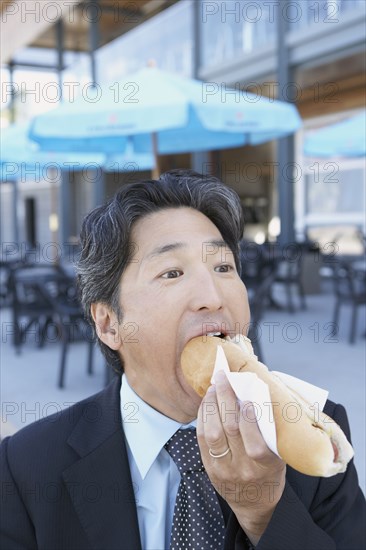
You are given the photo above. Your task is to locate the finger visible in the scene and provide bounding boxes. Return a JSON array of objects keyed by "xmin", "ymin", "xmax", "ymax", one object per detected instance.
[
  {"xmin": 214, "ymin": 371, "xmax": 243, "ymax": 451},
  {"xmin": 197, "ymin": 385, "xmax": 230, "ymax": 461},
  {"xmin": 239, "ymin": 401, "xmax": 282, "ymax": 464}
]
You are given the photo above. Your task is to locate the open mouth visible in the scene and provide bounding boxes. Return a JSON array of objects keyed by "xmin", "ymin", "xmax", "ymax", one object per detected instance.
[{"xmin": 205, "ymin": 332, "xmax": 227, "ymax": 339}]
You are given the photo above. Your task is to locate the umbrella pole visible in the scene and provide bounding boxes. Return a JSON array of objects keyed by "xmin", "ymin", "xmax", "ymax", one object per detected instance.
[{"xmin": 151, "ymin": 132, "xmax": 161, "ymax": 179}]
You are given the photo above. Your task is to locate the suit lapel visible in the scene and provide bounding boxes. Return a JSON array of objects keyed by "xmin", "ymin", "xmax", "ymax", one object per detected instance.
[{"xmin": 62, "ymin": 377, "xmax": 142, "ymax": 550}]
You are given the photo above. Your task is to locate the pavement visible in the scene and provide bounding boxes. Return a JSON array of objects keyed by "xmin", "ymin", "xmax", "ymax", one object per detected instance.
[{"xmin": 1, "ymin": 284, "xmax": 365, "ymax": 493}]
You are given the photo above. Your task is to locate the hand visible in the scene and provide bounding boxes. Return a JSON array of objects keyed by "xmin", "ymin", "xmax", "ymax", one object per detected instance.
[{"xmin": 197, "ymin": 370, "xmax": 286, "ymax": 544}]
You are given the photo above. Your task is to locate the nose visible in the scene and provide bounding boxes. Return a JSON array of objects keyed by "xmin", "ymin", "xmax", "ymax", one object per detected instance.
[{"xmin": 188, "ymin": 269, "xmax": 223, "ymax": 312}]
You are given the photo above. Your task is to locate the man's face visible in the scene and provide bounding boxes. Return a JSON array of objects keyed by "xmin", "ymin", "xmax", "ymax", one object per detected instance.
[{"xmin": 116, "ymin": 207, "xmax": 250, "ymax": 422}]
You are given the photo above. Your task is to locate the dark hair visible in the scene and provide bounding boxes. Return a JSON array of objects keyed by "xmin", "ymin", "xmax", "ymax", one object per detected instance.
[{"xmin": 77, "ymin": 169, "xmax": 244, "ymax": 372}]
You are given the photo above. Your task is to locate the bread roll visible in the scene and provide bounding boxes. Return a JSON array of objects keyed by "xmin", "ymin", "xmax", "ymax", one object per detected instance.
[{"xmin": 181, "ymin": 334, "xmax": 354, "ymax": 477}]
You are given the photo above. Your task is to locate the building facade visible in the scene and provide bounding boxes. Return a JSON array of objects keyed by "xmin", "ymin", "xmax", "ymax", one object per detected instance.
[{"xmin": 1, "ymin": 0, "xmax": 365, "ymax": 256}]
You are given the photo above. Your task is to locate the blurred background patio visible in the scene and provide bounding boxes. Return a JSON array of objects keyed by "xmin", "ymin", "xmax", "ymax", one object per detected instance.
[{"xmin": 1, "ymin": 0, "xmax": 365, "ymax": 494}]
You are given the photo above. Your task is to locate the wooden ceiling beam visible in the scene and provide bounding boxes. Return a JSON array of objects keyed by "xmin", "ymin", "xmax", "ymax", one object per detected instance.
[
  {"xmin": 1, "ymin": 0, "xmax": 177, "ymax": 63},
  {"xmin": 0, "ymin": 0, "xmax": 81, "ymax": 64}
]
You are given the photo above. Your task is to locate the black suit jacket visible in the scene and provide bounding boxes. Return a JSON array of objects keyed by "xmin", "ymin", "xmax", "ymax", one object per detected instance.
[{"xmin": 1, "ymin": 376, "xmax": 365, "ymax": 550}]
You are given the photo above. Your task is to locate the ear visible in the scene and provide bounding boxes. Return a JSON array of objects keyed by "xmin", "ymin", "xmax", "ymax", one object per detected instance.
[{"xmin": 90, "ymin": 303, "xmax": 121, "ymax": 350}]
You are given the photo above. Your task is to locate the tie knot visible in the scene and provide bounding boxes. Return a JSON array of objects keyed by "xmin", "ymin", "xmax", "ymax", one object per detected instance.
[{"xmin": 164, "ymin": 428, "xmax": 204, "ymax": 474}]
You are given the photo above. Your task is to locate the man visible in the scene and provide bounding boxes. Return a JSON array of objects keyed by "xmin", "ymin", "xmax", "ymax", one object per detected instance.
[{"xmin": 1, "ymin": 170, "xmax": 365, "ymax": 549}]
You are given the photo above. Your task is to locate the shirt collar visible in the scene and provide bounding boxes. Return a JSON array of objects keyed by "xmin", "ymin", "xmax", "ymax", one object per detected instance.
[{"xmin": 120, "ymin": 374, "xmax": 196, "ymax": 480}]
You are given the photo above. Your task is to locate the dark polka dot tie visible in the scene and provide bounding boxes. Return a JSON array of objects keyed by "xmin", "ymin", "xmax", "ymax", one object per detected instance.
[{"xmin": 164, "ymin": 428, "xmax": 226, "ymax": 550}]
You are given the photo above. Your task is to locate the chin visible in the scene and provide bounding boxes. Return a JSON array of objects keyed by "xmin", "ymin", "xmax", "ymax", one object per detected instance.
[
  {"xmin": 174, "ymin": 386, "xmax": 200, "ymax": 419},
  {"xmin": 185, "ymin": 391, "xmax": 202, "ymax": 416},
  {"xmin": 176, "ymin": 365, "xmax": 202, "ymax": 416}
]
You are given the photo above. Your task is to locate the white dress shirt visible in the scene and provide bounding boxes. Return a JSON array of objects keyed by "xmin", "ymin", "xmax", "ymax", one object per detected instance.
[{"xmin": 120, "ymin": 374, "xmax": 196, "ymax": 550}]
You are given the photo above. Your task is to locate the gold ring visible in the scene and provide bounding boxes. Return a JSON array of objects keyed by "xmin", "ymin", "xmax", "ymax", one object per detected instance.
[{"xmin": 209, "ymin": 447, "xmax": 231, "ymax": 459}]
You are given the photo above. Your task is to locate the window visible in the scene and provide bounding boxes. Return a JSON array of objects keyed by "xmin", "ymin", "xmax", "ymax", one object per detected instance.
[{"xmin": 305, "ymin": 166, "xmax": 365, "ymax": 215}]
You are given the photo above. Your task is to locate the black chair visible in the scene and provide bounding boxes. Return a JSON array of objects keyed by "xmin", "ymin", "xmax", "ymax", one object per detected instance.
[
  {"xmin": 7, "ymin": 265, "xmax": 58, "ymax": 352},
  {"xmin": 272, "ymin": 244, "xmax": 306, "ymax": 313},
  {"xmin": 0, "ymin": 257, "xmax": 29, "ymax": 309},
  {"xmin": 331, "ymin": 261, "xmax": 366, "ymax": 344},
  {"xmin": 0, "ymin": 261, "xmax": 12, "ymax": 308},
  {"xmin": 240, "ymin": 241, "xmax": 278, "ymax": 361},
  {"xmin": 42, "ymin": 274, "xmax": 95, "ymax": 388}
]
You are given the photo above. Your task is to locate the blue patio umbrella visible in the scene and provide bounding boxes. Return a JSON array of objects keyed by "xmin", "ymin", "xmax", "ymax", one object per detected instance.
[
  {"xmin": 1, "ymin": 123, "xmax": 154, "ymax": 180},
  {"xmin": 104, "ymin": 152, "xmax": 154, "ymax": 173},
  {"xmin": 304, "ymin": 111, "xmax": 366, "ymax": 158},
  {"xmin": 0, "ymin": 164, "xmax": 17, "ymax": 182},
  {"xmin": 0, "ymin": 123, "xmax": 154, "ymax": 250},
  {"xmin": 0, "ymin": 123, "xmax": 105, "ymax": 179},
  {"xmin": 29, "ymin": 67, "xmax": 302, "ymax": 173}
]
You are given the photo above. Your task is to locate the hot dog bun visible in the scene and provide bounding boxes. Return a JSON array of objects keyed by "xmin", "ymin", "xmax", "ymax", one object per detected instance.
[{"xmin": 181, "ymin": 334, "xmax": 354, "ymax": 477}]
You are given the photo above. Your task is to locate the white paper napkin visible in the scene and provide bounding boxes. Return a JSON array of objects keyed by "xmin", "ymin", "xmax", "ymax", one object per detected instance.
[
  {"xmin": 272, "ymin": 370, "xmax": 328, "ymax": 411},
  {"xmin": 210, "ymin": 345, "xmax": 329, "ymax": 458}
]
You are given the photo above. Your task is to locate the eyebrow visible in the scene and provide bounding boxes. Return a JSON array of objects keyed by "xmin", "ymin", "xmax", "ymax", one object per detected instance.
[
  {"xmin": 145, "ymin": 242, "xmax": 186, "ymax": 261},
  {"xmin": 145, "ymin": 239, "xmax": 229, "ymax": 261}
]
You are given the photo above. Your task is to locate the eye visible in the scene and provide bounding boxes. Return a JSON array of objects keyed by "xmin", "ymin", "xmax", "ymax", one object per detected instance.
[
  {"xmin": 215, "ymin": 264, "xmax": 234, "ymax": 273},
  {"xmin": 161, "ymin": 269, "xmax": 183, "ymax": 279}
]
